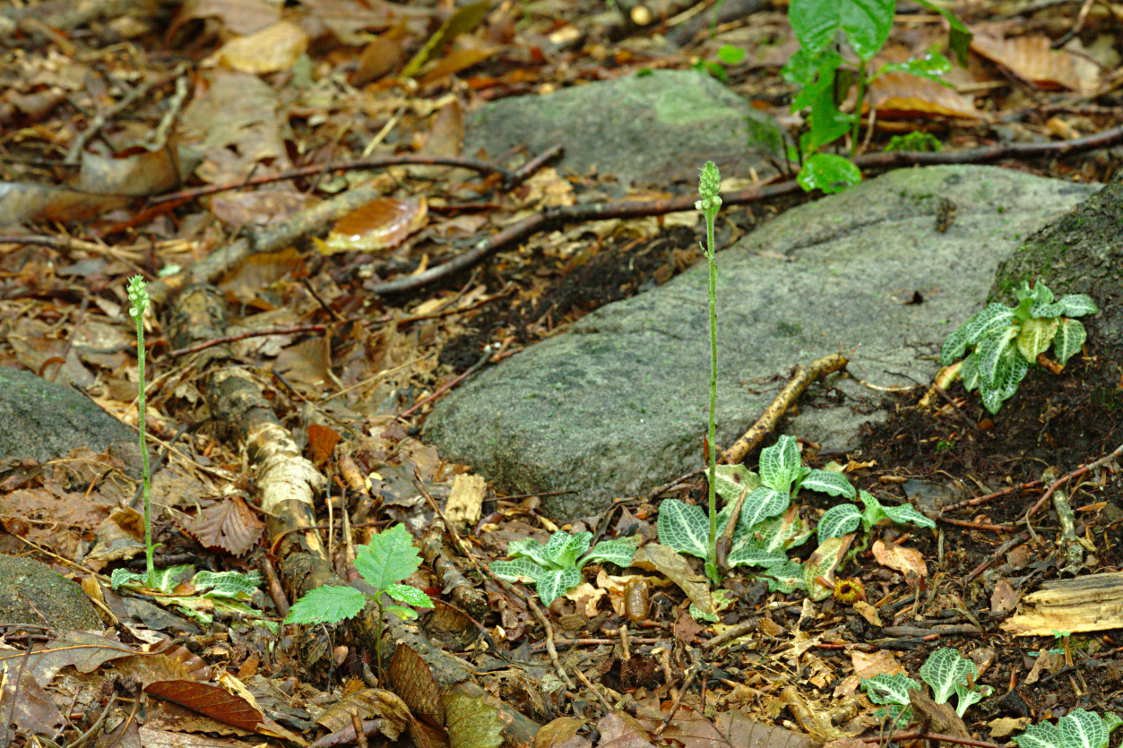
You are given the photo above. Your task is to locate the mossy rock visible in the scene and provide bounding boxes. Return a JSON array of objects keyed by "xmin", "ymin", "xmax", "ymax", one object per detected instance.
[{"xmin": 0, "ymin": 555, "xmax": 102, "ymax": 631}]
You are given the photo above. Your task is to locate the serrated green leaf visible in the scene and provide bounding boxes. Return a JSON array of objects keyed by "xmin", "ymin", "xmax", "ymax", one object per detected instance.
[
  {"xmin": 862, "ymin": 673, "xmax": 920, "ymax": 706},
  {"xmin": 880, "ymin": 502, "xmax": 936, "ymax": 530},
  {"xmin": 788, "ymin": 0, "xmax": 895, "ymax": 60},
  {"xmin": 800, "ymin": 468, "xmax": 856, "ymax": 499},
  {"xmin": 1017, "ymin": 317, "xmax": 1059, "ymax": 362},
  {"xmin": 581, "ymin": 538, "xmax": 637, "ymax": 568},
  {"xmin": 355, "ymin": 524, "xmax": 422, "ymax": 591},
  {"xmin": 798, "ymin": 152, "xmax": 861, "ymax": 194},
  {"xmin": 657, "ymin": 499, "xmax": 711, "ymax": 559},
  {"xmin": 1057, "ymin": 294, "xmax": 1098, "ymax": 317},
  {"xmin": 386, "ymin": 605, "xmax": 419, "ymax": 620},
  {"xmin": 919, "ymin": 648, "xmax": 976, "ymax": 705},
  {"xmin": 817, "ymin": 503, "xmax": 861, "ymax": 543},
  {"xmin": 535, "ymin": 568, "xmax": 582, "ymax": 606},
  {"xmin": 384, "ymin": 582, "xmax": 434, "ymax": 608},
  {"xmin": 284, "ymin": 585, "xmax": 366, "ymax": 624},
  {"xmin": 1053, "ymin": 318, "xmax": 1087, "ymax": 365}
]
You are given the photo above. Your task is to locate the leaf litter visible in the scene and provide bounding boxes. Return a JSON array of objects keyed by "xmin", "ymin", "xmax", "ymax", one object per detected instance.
[{"xmin": 0, "ymin": 0, "xmax": 1120, "ymax": 745}]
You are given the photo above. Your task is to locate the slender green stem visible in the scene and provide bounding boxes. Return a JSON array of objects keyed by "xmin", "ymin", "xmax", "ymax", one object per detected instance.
[
  {"xmin": 135, "ymin": 305, "xmax": 154, "ymax": 586},
  {"xmin": 704, "ymin": 213, "xmax": 720, "ymax": 585}
]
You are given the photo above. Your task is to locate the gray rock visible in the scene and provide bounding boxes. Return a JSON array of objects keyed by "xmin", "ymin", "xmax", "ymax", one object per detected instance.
[
  {"xmin": 0, "ymin": 554, "xmax": 102, "ymax": 630},
  {"xmin": 0, "ymin": 367, "xmax": 136, "ymax": 462},
  {"xmin": 465, "ymin": 69, "xmax": 783, "ymax": 189},
  {"xmin": 425, "ymin": 166, "xmax": 1097, "ymax": 519}
]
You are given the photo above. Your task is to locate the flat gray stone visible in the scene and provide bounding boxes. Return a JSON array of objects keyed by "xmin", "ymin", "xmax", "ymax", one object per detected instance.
[
  {"xmin": 0, "ymin": 555, "xmax": 102, "ymax": 631},
  {"xmin": 0, "ymin": 367, "xmax": 136, "ymax": 463},
  {"xmin": 465, "ymin": 69, "xmax": 783, "ymax": 188},
  {"xmin": 425, "ymin": 166, "xmax": 1097, "ymax": 519}
]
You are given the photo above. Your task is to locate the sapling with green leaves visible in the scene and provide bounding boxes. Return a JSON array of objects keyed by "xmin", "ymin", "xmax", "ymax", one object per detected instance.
[
  {"xmin": 490, "ymin": 531, "xmax": 637, "ymax": 606},
  {"xmin": 285, "ymin": 523, "xmax": 434, "ymax": 667},
  {"xmin": 696, "ymin": 160, "xmax": 723, "ymax": 585},
  {"xmin": 781, "ymin": 0, "xmax": 970, "ymax": 193},
  {"xmin": 861, "ymin": 648, "xmax": 994, "ymax": 726},
  {"xmin": 940, "ymin": 280, "xmax": 1098, "ymax": 414}
]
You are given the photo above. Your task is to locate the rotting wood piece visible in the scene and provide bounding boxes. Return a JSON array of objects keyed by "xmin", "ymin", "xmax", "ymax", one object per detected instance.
[{"xmin": 1001, "ymin": 571, "xmax": 1123, "ymax": 636}]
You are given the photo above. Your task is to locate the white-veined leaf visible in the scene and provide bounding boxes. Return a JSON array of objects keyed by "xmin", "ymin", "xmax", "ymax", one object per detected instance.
[
  {"xmin": 1058, "ymin": 709, "xmax": 1111, "ymax": 748},
  {"xmin": 817, "ymin": 503, "xmax": 861, "ymax": 542},
  {"xmin": 581, "ymin": 537, "xmax": 637, "ymax": 568},
  {"xmin": 726, "ymin": 543, "xmax": 788, "ymax": 569},
  {"xmin": 940, "ymin": 322, "xmax": 973, "ymax": 365},
  {"xmin": 880, "ymin": 502, "xmax": 936, "ymax": 530},
  {"xmin": 713, "ymin": 464, "xmax": 761, "ymax": 503},
  {"xmin": 490, "ymin": 558, "xmax": 545, "ymax": 583},
  {"xmin": 544, "ymin": 531, "xmax": 591, "ymax": 568},
  {"xmin": 800, "ymin": 468, "xmax": 855, "ymax": 499},
  {"xmin": 976, "ymin": 325, "xmax": 1018, "ymax": 385},
  {"xmin": 505, "ymin": 537, "xmax": 552, "ymax": 567},
  {"xmin": 760, "ymin": 435, "xmax": 802, "ymax": 493},
  {"xmin": 1014, "ymin": 721, "xmax": 1064, "ymax": 748},
  {"xmin": 960, "ymin": 351, "xmax": 981, "ymax": 392},
  {"xmin": 1053, "ymin": 318, "xmax": 1087, "ymax": 365},
  {"xmin": 963, "ymin": 303, "xmax": 1015, "ymax": 345},
  {"xmin": 803, "ymin": 534, "xmax": 850, "ymax": 601},
  {"xmin": 657, "ymin": 499, "xmax": 711, "ymax": 559},
  {"xmin": 760, "ymin": 559, "xmax": 803, "ymax": 593},
  {"xmin": 1057, "ymin": 294, "xmax": 1098, "ymax": 317},
  {"xmin": 740, "ymin": 486, "xmax": 789, "ymax": 529},
  {"xmin": 919, "ymin": 648, "xmax": 976, "ymax": 705},
  {"xmin": 1017, "ymin": 317, "xmax": 1059, "ymax": 362},
  {"xmin": 953, "ymin": 681, "xmax": 992, "ymax": 718},
  {"xmin": 742, "ymin": 507, "xmax": 811, "ymax": 552},
  {"xmin": 861, "ymin": 673, "xmax": 919, "ymax": 706},
  {"xmin": 535, "ymin": 568, "xmax": 582, "ymax": 606}
]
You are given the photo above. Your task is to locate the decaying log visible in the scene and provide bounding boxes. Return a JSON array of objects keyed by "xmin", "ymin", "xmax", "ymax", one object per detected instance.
[{"xmin": 1002, "ymin": 572, "xmax": 1123, "ymax": 636}]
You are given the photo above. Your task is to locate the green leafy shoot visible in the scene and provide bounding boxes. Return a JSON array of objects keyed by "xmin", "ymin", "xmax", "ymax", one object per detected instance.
[
  {"xmin": 1014, "ymin": 709, "xmax": 1123, "ymax": 748},
  {"xmin": 861, "ymin": 648, "xmax": 993, "ymax": 726},
  {"xmin": 782, "ymin": 0, "xmax": 970, "ymax": 193},
  {"xmin": 940, "ymin": 280, "xmax": 1098, "ymax": 414},
  {"xmin": 284, "ymin": 524, "xmax": 434, "ymax": 668},
  {"xmin": 490, "ymin": 531, "xmax": 638, "ymax": 606},
  {"xmin": 816, "ymin": 489, "xmax": 935, "ymax": 544}
]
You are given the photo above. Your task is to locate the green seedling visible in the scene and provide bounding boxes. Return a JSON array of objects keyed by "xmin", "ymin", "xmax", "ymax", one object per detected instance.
[
  {"xmin": 1014, "ymin": 709, "xmax": 1122, "ymax": 748},
  {"xmin": 885, "ymin": 131, "xmax": 942, "ymax": 152},
  {"xmin": 491, "ymin": 531, "xmax": 637, "ymax": 606},
  {"xmin": 125, "ymin": 275, "xmax": 157, "ymax": 587},
  {"xmin": 940, "ymin": 280, "xmax": 1098, "ymax": 414},
  {"xmin": 697, "ymin": 160, "xmax": 723, "ymax": 584},
  {"xmin": 782, "ymin": 0, "xmax": 970, "ymax": 193},
  {"xmin": 862, "ymin": 647, "xmax": 994, "ymax": 727},
  {"xmin": 284, "ymin": 524, "xmax": 434, "ymax": 668}
]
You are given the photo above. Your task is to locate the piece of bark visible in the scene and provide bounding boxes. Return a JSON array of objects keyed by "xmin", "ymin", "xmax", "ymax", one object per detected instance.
[{"xmin": 1002, "ymin": 571, "xmax": 1123, "ymax": 636}]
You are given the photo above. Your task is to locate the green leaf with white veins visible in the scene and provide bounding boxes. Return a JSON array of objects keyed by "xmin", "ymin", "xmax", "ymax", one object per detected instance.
[
  {"xmin": 534, "ymin": 568, "xmax": 582, "ymax": 606},
  {"xmin": 788, "ymin": 0, "xmax": 895, "ymax": 61},
  {"xmin": 953, "ymin": 680, "xmax": 992, "ymax": 717},
  {"xmin": 193, "ymin": 570, "xmax": 261, "ymax": 600},
  {"xmin": 1017, "ymin": 317, "xmax": 1059, "ymax": 363},
  {"xmin": 658, "ymin": 499, "xmax": 711, "ymax": 559},
  {"xmin": 1056, "ymin": 294, "xmax": 1098, "ymax": 317},
  {"xmin": 1053, "ymin": 318, "xmax": 1087, "ymax": 365},
  {"xmin": 817, "ymin": 503, "xmax": 860, "ymax": 543},
  {"xmin": 726, "ymin": 544, "xmax": 789, "ymax": 569},
  {"xmin": 490, "ymin": 558, "xmax": 545, "ymax": 583},
  {"xmin": 505, "ymin": 537, "xmax": 552, "ymax": 567},
  {"xmin": 582, "ymin": 538, "xmax": 637, "ymax": 568},
  {"xmin": 976, "ymin": 325, "xmax": 1018, "ymax": 385},
  {"xmin": 544, "ymin": 531, "xmax": 592, "ymax": 568},
  {"xmin": 760, "ymin": 436, "xmax": 802, "ymax": 493},
  {"xmin": 713, "ymin": 464, "xmax": 761, "ymax": 503},
  {"xmin": 964, "ymin": 303, "xmax": 1016, "ymax": 345},
  {"xmin": 744, "ymin": 508, "xmax": 812, "ymax": 552},
  {"xmin": 880, "ymin": 502, "xmax": 935, "ymax": 530},
  {"xmin": 1015, "ymin": 709, "xmax": 1122, "ymax": 748},
  {"xmin": 919, "ymin": 648, "xmax": 977, "ymax": 705},
  {"xmin": 740, "ymin": 486, "xmax": 790, "ymax": 529},
  {"xmin": 800, "ymin": 468, "xmax": 855, "ymax": 499},
  {"xmin": 862, "ymin": 673, "xmax": 919, "ymax": 706}
]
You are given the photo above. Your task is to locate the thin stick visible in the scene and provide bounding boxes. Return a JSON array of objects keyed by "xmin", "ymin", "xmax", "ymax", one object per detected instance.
[{"xmin": 1023, "ymin": 441, "xmax": 1123, "ymax": 520}]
